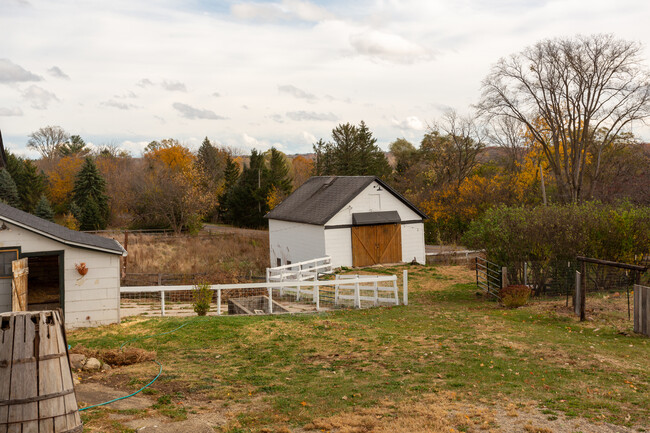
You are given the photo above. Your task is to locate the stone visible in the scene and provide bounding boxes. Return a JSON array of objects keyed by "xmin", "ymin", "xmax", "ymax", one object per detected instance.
[
  {"xmin": 101, "ymin": 363, "xmax": 112, "ymax": 372},
  {"xmin": 69, "ymin": 354, "xmax": 86, "ymax": 370},
  {"xmin": 84, "ymin": 357, "xmax": 101, "ymax": 371}
]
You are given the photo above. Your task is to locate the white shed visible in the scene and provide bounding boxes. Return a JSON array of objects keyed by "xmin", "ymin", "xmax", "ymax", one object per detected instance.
[
  {"xmin": 0, "ymin": 202, "xmax": 125, "ymax": 328},
  {"xmin": 265, "ymin": 176, "xmax": 427, "ymax": 269}
]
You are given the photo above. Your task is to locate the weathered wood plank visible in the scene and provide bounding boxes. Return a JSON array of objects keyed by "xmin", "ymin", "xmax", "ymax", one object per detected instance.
[
  {"xmin": 39, "ymin": 312, "xmax": 64, "ymax": 433},
  {"xmin": 11, "ymin": 259, "xmax": 28, "ymax": 313},
  {"xmin": 0, "ymin": 315, "xmax": 15, "ymax": 433},
  {"xmin": 8, "ymin": 314, "xmax": 38, "ymax": 433}
]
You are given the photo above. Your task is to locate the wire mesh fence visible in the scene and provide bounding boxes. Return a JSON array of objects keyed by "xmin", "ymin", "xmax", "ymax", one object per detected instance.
[{"xmin": 120, "ymin": 273, "xmax": 406, "ymax": 318}]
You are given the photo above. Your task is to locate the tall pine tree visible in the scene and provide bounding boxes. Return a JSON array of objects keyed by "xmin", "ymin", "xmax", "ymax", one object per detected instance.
[
  {"xmin": 6, "ymin": 153, "xmax": 46, "ymax": 212},
  {"xmin": 0, "ymin": 169, "xmax": 19, "ymax": 207},
  {"xmin": 73, "ymin": 157, "xmax": 109, "ymax": 230},
  {"xmin": 222, "ymin": 150, "xmax": 269, "ymax": 227},
  {"xmin": 35, "ymin": 195, "xmax": 54, "ymax": 221},
  {"xmin": 267, "ymin": 148, "xmax": 292, "ymax": 195},
  {"xmin": 218, "ymin": 154, "xmax": 240, "ymax": 220}
]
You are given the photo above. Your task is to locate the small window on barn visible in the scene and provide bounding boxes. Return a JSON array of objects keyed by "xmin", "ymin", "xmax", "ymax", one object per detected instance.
[
  {"xmin": 0, "ymin": 249, "xmax": 19, "ymax": 278},
  {"xmin": 287, "ymin": 260, "xmax": 291, "ymax": 265},
  {"xmin": 277, "ymin": 258, "xmax": 282, "ymax": 267}
]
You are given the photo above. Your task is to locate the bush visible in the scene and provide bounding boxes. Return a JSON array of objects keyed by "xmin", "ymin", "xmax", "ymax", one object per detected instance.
[
  {"xmin": 500, "ymin": 285, "xmax": 531, "ymax": 308},
  {"xmin": 192, "ymin": 282, "xmax": 212, "ymax": 316}
]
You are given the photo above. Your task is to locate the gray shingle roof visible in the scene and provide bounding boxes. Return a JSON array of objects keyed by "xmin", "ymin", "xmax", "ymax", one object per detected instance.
[
  {"xmin": 0, "ymin": 202, "xmax": 125, "ymax": 255},
  {"xmin": 264, "ymin": 176, "xmax": 427, "ymax": 225}
]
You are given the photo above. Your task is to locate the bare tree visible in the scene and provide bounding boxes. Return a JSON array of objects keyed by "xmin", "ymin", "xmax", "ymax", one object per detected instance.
[
  {"xmin": 27, "ymin": 125, "xmax": 69, "ymax": 159},
  {"xmin": 486, "ymin": 116, "xmax": 530, "ymax": 173},
  {"xmin": 423, "ymin": 110, "xmax": 485, "ymax": 189},
  {"xmin": 478, "ymin": 34, "xmax": 650, "ymax": 202}
]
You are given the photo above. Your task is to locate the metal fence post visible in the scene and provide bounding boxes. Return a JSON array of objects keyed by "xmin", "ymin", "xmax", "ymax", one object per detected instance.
[
  {"xmin": 315, "ymin": 284, "xmax": 320, "ymax": 311},
  {"xmin": 268, "ymin": 286, "xmax": 273, "ymax": 314},
  {"xmin": 355, "ymin": 281, "xmax": 360, "ymax": 308},
  {"xmin": 403, "ymin": 270, "xmax": 408, "ymax": 306}
]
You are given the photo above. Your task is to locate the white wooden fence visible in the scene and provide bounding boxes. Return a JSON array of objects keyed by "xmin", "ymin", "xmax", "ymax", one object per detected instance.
[
  {"xmin": 120, "ymin": 272, "xmax": 407, "ymax": 317},
  {"xmin": 266, "ymin": 256, "xmax": 333, "ymax": 283}
]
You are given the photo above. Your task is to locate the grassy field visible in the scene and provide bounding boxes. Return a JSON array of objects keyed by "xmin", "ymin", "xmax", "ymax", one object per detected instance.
[{"xmin": 69, "ymin": 264, "xmax": 649, "ymax": 433}]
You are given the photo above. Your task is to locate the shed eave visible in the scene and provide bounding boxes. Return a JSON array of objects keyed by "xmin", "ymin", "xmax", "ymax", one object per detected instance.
[{"xmin": 0, "ymin": 216, "xmax": 125, "ymax": 255}]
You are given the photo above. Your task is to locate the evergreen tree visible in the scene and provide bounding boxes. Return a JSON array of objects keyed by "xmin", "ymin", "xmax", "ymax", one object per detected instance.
[
  {"xmin": 69, "ymin": 201, "xmax": 82, "ymax": 222},
  {"xmin": 313, "ymin": 121, "xmax": 391, "ymax": 179},
  {"xmin": 197, "ymin": 137, "xmax": 224, "ymax": 178},
  {"xmin": 5, "ymin": 153, "xmax": 46, "ymax": 212},
  {"xmin": 35, "ymin": 195, "xmax": 54, "ymax": 221},
  {"xmin": 223, "ymin": 150, "xmax": 270, "ymax": 227},
  {"xmin": 0, "ymin": 169, "xmax": 19, "ymax": 207},
  {"xmin": 267, "ymin": 148, "xmax": 292, "ymax": 195},
  {"xmin": 58, "ymin": 135, "xmax": 89, "ymax": 157},
  {"xmin": 73, "ymin": 157, "xmax": 109, "ymax": 230},
  {"xmin": 218, "ymin": 154, "xmax": 240, "ymax": 220}
]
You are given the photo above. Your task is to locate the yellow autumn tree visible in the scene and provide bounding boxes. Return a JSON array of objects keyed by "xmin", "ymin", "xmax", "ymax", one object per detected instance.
[{"xmin": 46, "ymin": 156, "xmax": 84, "ymax": 211}]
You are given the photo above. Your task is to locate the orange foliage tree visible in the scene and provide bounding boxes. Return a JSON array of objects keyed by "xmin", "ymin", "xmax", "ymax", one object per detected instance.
[
  {"xmin": 46, "ymin": 156, "xmax": 84, "ymax": 211},
  {"xmin": 291, "ymin": 155, "xmax": 314, "ymax": 189}
]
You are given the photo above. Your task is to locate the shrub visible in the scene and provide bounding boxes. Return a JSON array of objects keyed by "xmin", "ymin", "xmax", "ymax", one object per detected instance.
[
  {"xmin": 500, "ymin": 285, "xmax": 531, "ymax": 308},
  {"xmin": 192, "ymin": 282, "xmax": 212, "ymax": 316}
]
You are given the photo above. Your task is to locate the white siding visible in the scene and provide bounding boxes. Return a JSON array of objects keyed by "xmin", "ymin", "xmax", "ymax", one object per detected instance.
[
  {"xmin": 268, "ymin": 219, "xmax": 326, "ymax": 267},
  {"xmin": 0, "ymin": 222, "xmax": 121, "ymax": 328},
  {"xmin": 326, "ymin": 181, "xmax": 422, "ymax": 226},
  {"xmin": 401, "ymin": 223, "xmax": 426, "ymax": 264},
  {"xmin": 324, "ymin": 228, "xmax": 352, "ymax": 268}
]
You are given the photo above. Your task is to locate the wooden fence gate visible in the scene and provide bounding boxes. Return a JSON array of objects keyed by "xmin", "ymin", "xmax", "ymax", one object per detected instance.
[
  {"xmin": 11, "ymin": 258, "xmax": 28, "ymax": 312},
  {"xmin": 351, "ymin": 224, "xmax": 402, "ymax": 267},
  {"xmin": 634, "ymin": 285, "xmax": 650, "ymax": 337}
]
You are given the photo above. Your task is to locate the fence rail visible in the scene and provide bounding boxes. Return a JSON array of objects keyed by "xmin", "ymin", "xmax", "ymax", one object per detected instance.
[
  {"xmin": 120, "ymin": 273, "xmax": 404, "ymax": 317},
  {"xmin": 266, "ymin": 256, "xmax": 333, "ymax": 283},
  {"xmin": 475, "ymin": 257, "xmax": 501, "ymax": 299}
]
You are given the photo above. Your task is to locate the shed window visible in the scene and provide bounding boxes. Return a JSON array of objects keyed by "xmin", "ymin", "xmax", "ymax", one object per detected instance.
[
  {"xmin": 277, "ymin": 258, "xmax": 282, "ymax": 267},
  {"xmin": 0, "ymin": 249, "xmax": 19, "ymax": 278}
]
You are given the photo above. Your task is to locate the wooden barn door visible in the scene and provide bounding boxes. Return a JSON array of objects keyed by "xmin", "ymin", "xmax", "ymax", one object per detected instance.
[
  {"xmin": 11, "ymin": 258, "xmax": 28, "ymax": 312},
  {"xmin": 352, "ymin": 224, "xmax": 402, "ymax": 267}
]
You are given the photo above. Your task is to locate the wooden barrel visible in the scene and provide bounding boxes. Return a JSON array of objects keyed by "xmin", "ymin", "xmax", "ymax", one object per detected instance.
[{"xmin": 0, "ymin": 310, "xmax": 82, "ymax": 433}]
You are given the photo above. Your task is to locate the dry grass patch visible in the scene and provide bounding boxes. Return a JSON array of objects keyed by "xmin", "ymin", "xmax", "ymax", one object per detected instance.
[{"xmin": 71, "ymin": 345, "xmax": 156, "ymax": 366}]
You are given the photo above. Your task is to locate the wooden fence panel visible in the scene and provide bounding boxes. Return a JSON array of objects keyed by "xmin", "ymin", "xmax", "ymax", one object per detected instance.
[{"xmin": 634, "ymin": 285, "xmax": 650, "ymax": 337}]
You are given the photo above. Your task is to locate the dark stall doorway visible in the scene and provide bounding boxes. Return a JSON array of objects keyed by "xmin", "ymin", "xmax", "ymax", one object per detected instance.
[{"xmin": 25, "ymin": 252, "xmax": 63, "ymax": 311}]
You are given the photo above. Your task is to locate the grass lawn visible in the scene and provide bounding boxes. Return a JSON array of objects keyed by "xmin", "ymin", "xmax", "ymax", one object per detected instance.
[{"xmin": 69, "ymin": 264, "xmax": 649, "ymax": 432}]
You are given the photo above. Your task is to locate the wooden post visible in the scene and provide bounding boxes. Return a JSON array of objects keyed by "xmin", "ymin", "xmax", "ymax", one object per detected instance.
[
  {"xmin": 217, "ymin": 289, "xmax": 221, "ymax": 315},
  {"xmin": 501, "ymin": 267, "xmax": 508, "ymax": 289},
  {"xmin": 475, "ymin": 258, "xmax": 479, "ymax": 289},
  {"xmin": 315, "ymin": 284, "xmax": 319, "ymax": 312},
  {"xmin": 11, "ymin": 258, "xmax": 29, "ymax": 312},
  {"xmin": 524, "ymin": 262, "xmax": 528, "ymax": 286},
  {"xmin": 580, "ymin": 260, "xmax": 586, "ymax": 322},
  {"xmin": 354, "ymin": 281, "xmax": 360, "ymax": 308},
  {"xmin": 574, "ymin": 271, "xmax": 581, "ymax": 316},
  {"xmin": 123, "ymin": 230, "xmax": 129, "ymax": 276},
  {"xmin": 403, "ymin": 270, "xmax": 408, "ymax": 306},
  {"xmin": 268, "ymin": 287, "xmax": 273, "ymax": 314}
]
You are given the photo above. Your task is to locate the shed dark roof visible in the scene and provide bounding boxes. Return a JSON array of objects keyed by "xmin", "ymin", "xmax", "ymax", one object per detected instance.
[
  {"xmin": 0, "ymin": 202, "xmax": 125, "ymax": 255},
  {"xmin": 264, "ymin": 176, "xmax": 427, "ymax": 225}
]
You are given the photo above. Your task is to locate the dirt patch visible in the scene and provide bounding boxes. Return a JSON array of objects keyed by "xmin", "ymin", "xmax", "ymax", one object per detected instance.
[
  {"xmin": 124, "ymin": 415, "xmax": 224, "ymax": 433},
  {"xmin": 75, "ymin": 382, "xmax": 153, "ymax": 410},
  {"xmin": 302, "ymin": 392, "xmax": 641, "ymax": 433},
  {"xmin": 71, "ymin": 345, "xmax": 156, "ymax": 366}
]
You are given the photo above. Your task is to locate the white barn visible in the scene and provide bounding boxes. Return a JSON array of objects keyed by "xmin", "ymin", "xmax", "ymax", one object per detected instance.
[
  {"xmin": 265, "ymin": 176, "xmax": 427, "ymax": 269},
  {"xmin": 0, "ymin": 202, "xmax": 125, "ymax": 328}
]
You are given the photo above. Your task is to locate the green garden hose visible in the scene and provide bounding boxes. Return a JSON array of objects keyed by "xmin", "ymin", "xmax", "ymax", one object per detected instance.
[{"xmin": 77, "ymin": 320, "xmax": 194, "ymax": 411}]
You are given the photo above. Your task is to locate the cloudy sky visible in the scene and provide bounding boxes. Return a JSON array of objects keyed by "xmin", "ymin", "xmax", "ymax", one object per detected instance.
[{"xmin": 1, "ymin": 0, "xmax": 650, "ymax": 157}]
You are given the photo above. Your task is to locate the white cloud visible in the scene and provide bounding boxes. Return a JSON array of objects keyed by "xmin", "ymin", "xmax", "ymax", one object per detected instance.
[
  {"xmin": 0, "ymin": 107, "xmax": 23, "ymax": 116},
  {"xmin": 21, "ymin": 85, "xmax": 58, "ymax": 109},
  {"xmin": 161, "ymin": 80, "xmax": 187, "ymax": 92},
  {"xmin": 286, "ymin": 111, "xmax": 337, "ymax": 121},
  {"xmin": 0, "ymin": 59, "xmax": 41, "ymax": 83},
  {"xmin": 231, "ymin": 0, "xmax": 334, "ymax": 23},
  {"xmin": 47, "ymin": 66, "xmax": 69, "ymax": 79},
  {"xmin": 136, "ymin": 78, "xmax": 154, "ymax": 88},
  {"xmin": 101, "ymin": 100, "xmax": 138, "ymax": 110},
  {"xmin": 349, "ymin": 30, "xmax": 434, "ymax": 64},
  {"xmin": 172, "ymin": 102, "xmax": 225, "ymax": 120},
  {"xmin": 392, "ymin": 116, "xmax": 425, "ymax": 131},
  {"xmin": 278, "ymin": 84, "xmax": 317, "ymax": 101}
]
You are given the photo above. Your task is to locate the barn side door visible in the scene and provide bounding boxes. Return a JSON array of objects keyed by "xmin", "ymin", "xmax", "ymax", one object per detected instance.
[
  {"xmin": 11, "ymin": 258, "xmax": 28, "ymax": 312},
  {"xmin": 352, "ymin": 224, "xmax": 402, "ymax": 267},
  {"xmin": 352, "ymin": 225, "xmax": 377, "ymax": 267},
  {"xmin": 377, "ymin": 224, "xmax": 402, "ymax": 264}
]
